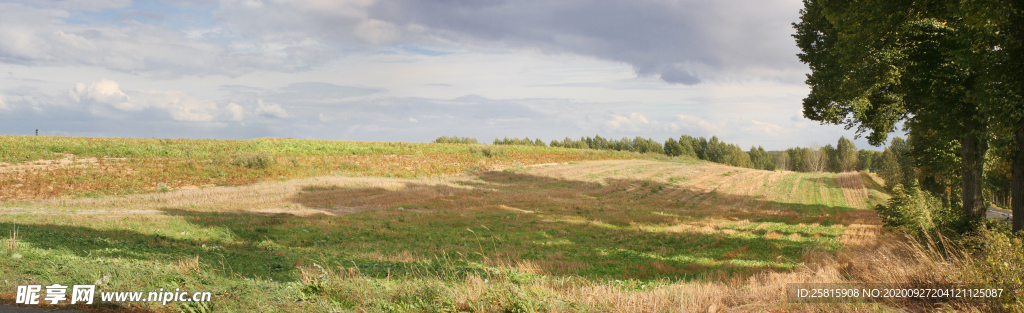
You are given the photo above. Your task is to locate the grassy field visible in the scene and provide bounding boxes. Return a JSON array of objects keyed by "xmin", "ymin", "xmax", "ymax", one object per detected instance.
[
  {"xmin": 0, "ymin": 136, "xmax": 641, "ymax": 200},
  {"xmin": 0, "ymin": 136, "xmax": 897, "ymax": 312}
]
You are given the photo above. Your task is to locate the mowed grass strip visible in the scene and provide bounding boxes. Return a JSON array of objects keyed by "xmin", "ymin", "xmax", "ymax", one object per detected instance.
[
  {"xmin": 0, "ymin": 158, "xmax": 876, "ymax": 312},
  {"xmin": 0, "ymin": 136, "xmax": 643, "ymax": 201}
]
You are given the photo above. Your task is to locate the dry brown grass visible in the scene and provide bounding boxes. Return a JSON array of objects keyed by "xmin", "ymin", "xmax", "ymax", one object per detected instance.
[
  {"xmin": 289, "ymin": 235, "xmax": 979, "ymax": 313},
  {"xmin": 174, "ymin": 255, "xmax": 201, "ymax": 275},
  {"xmin": 0, "ymin": 153, "xmax": 109, "ymax": 173},
  {"xmin": 546, "ymin": 233, "xmax": 978, "ymax": 312}
]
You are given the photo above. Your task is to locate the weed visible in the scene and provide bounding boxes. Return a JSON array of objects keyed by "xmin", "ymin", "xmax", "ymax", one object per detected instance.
[
  {"xmin": 5, "ymin": 224, "xmax": 16, "ymax": 253},
  {"xmin": 469, "ymin": 146, "xmax": 508, "ymax": 158}
]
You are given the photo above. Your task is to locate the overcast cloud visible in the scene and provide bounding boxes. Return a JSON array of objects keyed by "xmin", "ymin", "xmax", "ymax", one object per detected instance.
[{"xmin": 0, "ymin": 0, "xmax": 887, "ymax": 150}]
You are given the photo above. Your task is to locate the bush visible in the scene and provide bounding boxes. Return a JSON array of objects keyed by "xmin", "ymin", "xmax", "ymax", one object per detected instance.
[
  {"xmin": 230, "ymin": 151, "xmax": 276, "ymax": 169},
  {"xmin": 875, "ymin": 184, "xmax": 974, "ymax": 238},
  {"xmin": 970, "ymin": 227, "xmax": 1024, "ymax": 311}
]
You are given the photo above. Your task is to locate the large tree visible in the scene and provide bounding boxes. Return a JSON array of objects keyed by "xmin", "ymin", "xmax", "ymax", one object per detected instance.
[
  {"xmin": 963, "ymin": 0, "xmax": 1024, "ymax": 231},
  {"xmin": 794, "ymin": 0, "xmax": 994, "ymax": 218}
]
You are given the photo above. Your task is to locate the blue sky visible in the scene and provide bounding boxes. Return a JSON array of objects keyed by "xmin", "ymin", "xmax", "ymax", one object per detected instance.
[{"xmin": 0, "ymin": 0, "xmax": 891, "ymax": 150}]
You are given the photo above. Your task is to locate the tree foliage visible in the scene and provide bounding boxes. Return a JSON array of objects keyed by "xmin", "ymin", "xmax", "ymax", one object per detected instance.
[
  {"xmin": 794, "ymin": 0, "xmax": 1006, "ymax": 218},
  {"xmin": 877, "ymin": 137, "xmax": 918, "ymax": 192}
]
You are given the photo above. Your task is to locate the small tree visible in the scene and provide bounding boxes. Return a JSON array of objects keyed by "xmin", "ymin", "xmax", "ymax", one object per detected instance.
[{"xmin": 806, "ymin": 142, "xmax": 825, "ymax": 172}]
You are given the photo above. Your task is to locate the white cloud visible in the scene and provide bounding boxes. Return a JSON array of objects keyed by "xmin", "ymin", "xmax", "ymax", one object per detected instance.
[
  {"xmin": 133, "ymin": 89, "xmax": 219, "ymax": 122},
  {"xmin": 605, "ymin": 113, "xmax": 656, "ymax": 132},
  {"xmin": 50, "ymin": 0, "xmax": 133, "ymax": 12},
  {"xmin": 631, "ymin": 113, "xmax": 649, "ymax": 125},
  {"xmin": 407, "ymin": 117, "xmax": 417, "ymax": 123},
  {"xmin": 672, "ymin": 114, "xmax": 720, "ymax": 136},
  {"xmin": 227, "ymin": 102, "xmax": 244, "ymax": 121},
  {"xmin": 354, "ymin": 19, "xmax": 400, "ymax": 44},
  {"xmin": 255, "ymin": 98, "xmax": 289, "ymax": 118},
  {"xmin": 739, "ymin": 117, "xmax": 786, "ymax": 136},
  {"xmin": 66, "ymin": 79, "xmax": 220, "ymax": 121},
  {"xmin": 70, "ymin": 79, "xmax": 133, "ymax": 110},
  {"xmin": 0, "ymin": 94, "xmax": 7, "ymax": 110},
  {"xmin": 0, "ymin": 3, "xmax": 322, "ymax": 77}
]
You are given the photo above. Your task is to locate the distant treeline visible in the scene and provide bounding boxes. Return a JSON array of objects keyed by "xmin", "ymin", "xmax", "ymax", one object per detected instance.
[{"xmin": 437, "ymin": 135, "xmax": 882, "ymax": 173}]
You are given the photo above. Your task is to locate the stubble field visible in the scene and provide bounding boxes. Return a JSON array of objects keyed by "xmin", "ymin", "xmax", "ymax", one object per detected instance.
[{"xmin": 0, "ymin": 136, "xmax": 896, "ymax": 312}]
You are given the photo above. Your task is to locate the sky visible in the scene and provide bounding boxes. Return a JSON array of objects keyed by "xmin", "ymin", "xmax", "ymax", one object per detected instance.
[{"xmin": 0, "ymin": 0, "xmax": 890, "ymax": 150}]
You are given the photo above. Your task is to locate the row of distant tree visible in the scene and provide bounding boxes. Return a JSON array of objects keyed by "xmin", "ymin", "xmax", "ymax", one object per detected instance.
[
  {"xmin": 433, "ymin": 136, "xmax": 479, "ymax": 144},
  {"xmin": 437, "ymin": 134, "xmax": 884, "ymax": 174}
]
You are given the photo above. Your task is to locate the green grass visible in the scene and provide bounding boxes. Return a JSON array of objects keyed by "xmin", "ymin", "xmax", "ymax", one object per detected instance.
[{"xmin": 0, "ymin": 206, "xmax": 844, "ymax": 312}]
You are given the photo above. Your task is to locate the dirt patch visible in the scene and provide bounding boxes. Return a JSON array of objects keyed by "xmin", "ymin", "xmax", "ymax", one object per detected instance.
[{"xmin": 0, "ymin": 154, "xmax": 109, "ymax": 173}]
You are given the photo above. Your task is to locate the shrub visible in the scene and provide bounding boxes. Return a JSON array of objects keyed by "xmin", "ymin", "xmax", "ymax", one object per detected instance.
[
  {"xmin": 875, "ymin": 184, "xmax": 974, "ymax": 238},
  {"xmin": 230, "ymin": 151, "xmax": 276, "ymax": 169},
  {"xmin": 969, "ymin": 227, "xmax": 1024, "ymax": 311}
]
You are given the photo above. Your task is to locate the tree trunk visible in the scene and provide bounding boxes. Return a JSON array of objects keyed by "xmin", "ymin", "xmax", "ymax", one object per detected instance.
[
  {"xmin": 961, "ymin": 117, "xmax": 989, "ymax": 219},
  {"xmin": 1013, "ymin": 117, "xmax": 1024, "ymax": 232},
  {"xmin": 1009, "ymin": 0, "xmax": 1024, "ymax": 231}
]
